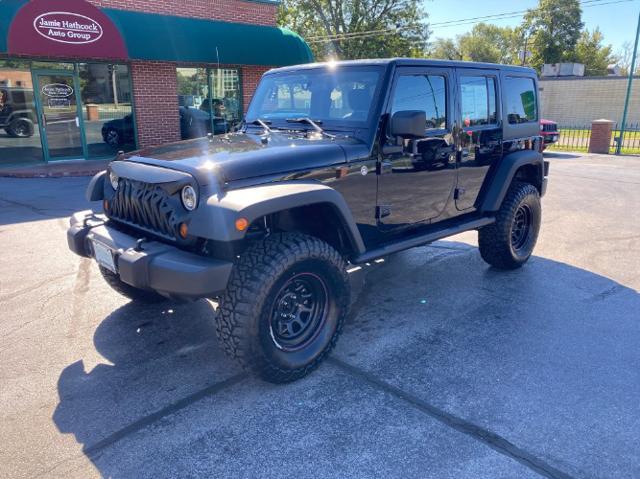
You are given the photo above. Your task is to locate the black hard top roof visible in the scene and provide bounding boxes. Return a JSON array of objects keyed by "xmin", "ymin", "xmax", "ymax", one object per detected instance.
[{"xmin": 268, "ymin": 58, "xmax": 537, "ymax": 76}]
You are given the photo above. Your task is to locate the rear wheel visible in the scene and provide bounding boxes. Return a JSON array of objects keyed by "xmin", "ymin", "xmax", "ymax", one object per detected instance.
[
  {"xmin": 98, "ymin": 265, "xmax": 167, "ymax": 303},
  {"xmin": 216, "ymin": 233, "xmax": 350, "ymax": 383},
  {"xmin": 478, "ymin": 182, "xmax": 541, "ymax": 270},
  {"xmin": 104, "ymin": 128, "xmax": 121, "ymax": 147}
]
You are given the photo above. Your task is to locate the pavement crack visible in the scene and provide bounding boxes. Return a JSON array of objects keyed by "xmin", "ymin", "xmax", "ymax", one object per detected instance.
[
  {"xmin": 83, "ymin": 372, "xmax": 248, "ymax": 458},
  {"xmin": 0, "ymin": 271, "xmax": 75, "ymax": 303},
  {"xmin": 329, "ymin": 357, "xmax": 577, "ymax": 479},
  {"xmin": 0, "ymin": 196, "xmax": 75, "ymax": 218}
]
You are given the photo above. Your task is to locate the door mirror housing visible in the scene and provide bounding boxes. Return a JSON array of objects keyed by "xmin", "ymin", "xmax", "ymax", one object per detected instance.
[{"xmin": 390, "ymin": 110, "xmax": 426, "ymax": 138}]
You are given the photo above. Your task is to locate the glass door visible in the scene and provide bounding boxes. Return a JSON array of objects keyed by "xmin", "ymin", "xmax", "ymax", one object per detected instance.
[{"xmin": 34, "ymin": 72, "xmax": 85, "ymax": 161}]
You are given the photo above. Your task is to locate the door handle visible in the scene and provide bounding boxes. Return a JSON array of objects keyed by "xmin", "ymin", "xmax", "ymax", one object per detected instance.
[{"xmin": 75, "ymin": 117, "xmax": 80, "ymax": 128}]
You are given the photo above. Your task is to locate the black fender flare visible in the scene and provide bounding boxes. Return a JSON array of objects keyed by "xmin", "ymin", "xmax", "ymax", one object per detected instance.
[
  {"xmin": 480, "ymin": 149, "xmax": 544, "ymax": 212},
  {"xmin": 86, "ymin": 171, "xmax": 106, "ymax": 202},
  {"xmin": 188, "ymin": 181, "xmax": 367, "ymax": 255}
]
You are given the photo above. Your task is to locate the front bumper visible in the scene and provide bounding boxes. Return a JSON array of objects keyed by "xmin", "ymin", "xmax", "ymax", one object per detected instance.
[{"xmin": 67, "ymin": 211, "xmax": 233, "ymax": 300}]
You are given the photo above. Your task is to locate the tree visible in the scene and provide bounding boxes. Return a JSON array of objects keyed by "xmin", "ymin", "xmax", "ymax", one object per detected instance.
[
  {"xmin": 427, "ymin": 38, "xmax": 461, "ymax": 60},
  {"xmin": 457, "ymin": 23, "xmax": 519, "ymax": 64},
  {"xmin": 522, "ymin": 0, "xmax": 584, "ymax": 71},
  {"xmin": 571, "ymin": 28, "xmax": 614, "ymax": 76},
  {"xmin": 277, "ymin": 0, "xmax": 430, "ymax": 61},
  {"xmin": 615, "ymin": 41, "xmax": 640, "ymax": 75},
  {"xmin": 428, "ymin": 24, "xmax": 518, "ymax": 65}
]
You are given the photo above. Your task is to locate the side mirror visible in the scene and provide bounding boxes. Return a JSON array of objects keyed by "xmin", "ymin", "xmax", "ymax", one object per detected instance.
[{"xmin": 390, "ymin": 110, "xmax": 426, "ymax": 138}]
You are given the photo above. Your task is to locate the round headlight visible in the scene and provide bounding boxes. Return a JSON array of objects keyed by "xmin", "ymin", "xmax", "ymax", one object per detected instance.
[
  {"xmin": 109, "ymin": 171, "xmax": 119, "ymax": 190},
  {"xmin": 181, "ymin": 185, "xmax": 197, "ymax": 211}
]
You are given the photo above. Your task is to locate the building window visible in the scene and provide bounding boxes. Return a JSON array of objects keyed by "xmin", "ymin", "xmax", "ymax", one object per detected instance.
[
  {"xmin": 78, "ymin": 63, "xmax": 135, "ymax": 157},
  {"xmin": 0, "ymin": 63, "xmax": 42, "ymax": 166},
  {"xmin": 176, "ymin": 67, "xmax": 242, "ymax": 140}
]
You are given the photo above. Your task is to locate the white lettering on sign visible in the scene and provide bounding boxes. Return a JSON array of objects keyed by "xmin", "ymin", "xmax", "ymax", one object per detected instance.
[
  {"xmin": 42, "ymin": 83, "xmax": 74, "ymax": 98},
  {"xmin": 33, "ymin": 12, "xmax": 103, "ymax": 45}
]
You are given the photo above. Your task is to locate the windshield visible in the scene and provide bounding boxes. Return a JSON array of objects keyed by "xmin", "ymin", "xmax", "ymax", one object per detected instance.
[{"xmin": 246, "ymin": 66, "xmax": 383, "ymax": 128}]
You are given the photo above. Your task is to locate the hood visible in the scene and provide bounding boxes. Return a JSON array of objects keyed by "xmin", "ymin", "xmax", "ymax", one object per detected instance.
[{"xmin": 124, "ymin": 131, "xmax": 367, "ymax": 186}]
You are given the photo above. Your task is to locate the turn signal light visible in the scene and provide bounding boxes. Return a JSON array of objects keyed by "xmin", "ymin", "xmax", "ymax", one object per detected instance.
[
  {"xmin": 235, "ymin": 217, "xmax": 249, "ymax": 231},
  {"xmin": 179, "ymin": 223, "xmax": 189, "ymax": 239}
]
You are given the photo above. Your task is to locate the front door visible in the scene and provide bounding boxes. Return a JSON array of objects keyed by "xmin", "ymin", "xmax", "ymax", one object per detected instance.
[
  {"xmin": 378, "ymin": 67, "xmax": 456, "ymax": 230},
  {"xmin": 35, "ymin": 73, "xmax": 84, "ymax": 161}
]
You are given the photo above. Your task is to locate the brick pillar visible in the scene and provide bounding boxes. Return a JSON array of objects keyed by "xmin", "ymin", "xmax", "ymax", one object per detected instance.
[
  {"xmin": 130, "ymin": 61, "xmax": 181, "ymax": 149},
  {"xmin": 242, "ymin": 65, "xmax": 271, "ymax": 114},
  {"xmin": 588, "ymin": 119, "xmax": 614, "ymax": 154}
]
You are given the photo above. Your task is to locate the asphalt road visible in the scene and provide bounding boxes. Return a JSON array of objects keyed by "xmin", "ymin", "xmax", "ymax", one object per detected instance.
[{"xmin": 0, "ymin": 152, "xmax": 639, "ymax": 479}]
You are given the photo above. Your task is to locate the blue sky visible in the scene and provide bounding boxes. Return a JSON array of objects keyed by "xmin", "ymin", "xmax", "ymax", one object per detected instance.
[{"xmin": 426, "ymin": 0, "xmax": 640, "ymax": 54}]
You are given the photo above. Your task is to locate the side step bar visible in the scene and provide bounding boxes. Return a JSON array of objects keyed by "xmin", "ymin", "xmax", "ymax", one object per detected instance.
[{"xmin": 352, "ymin": 217, "xmax": 495, "ymax": 264}]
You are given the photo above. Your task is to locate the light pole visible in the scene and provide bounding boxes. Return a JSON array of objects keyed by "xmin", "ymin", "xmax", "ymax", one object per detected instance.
[{"xmin": 616, "ymin": 9, "xmax": 640, "ymax": 155}]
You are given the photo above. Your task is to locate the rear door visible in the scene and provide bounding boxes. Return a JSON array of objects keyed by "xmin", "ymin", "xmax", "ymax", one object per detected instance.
[{"xmin": 454, "ymin": 68, "xmax": 502, "ymax": 211}]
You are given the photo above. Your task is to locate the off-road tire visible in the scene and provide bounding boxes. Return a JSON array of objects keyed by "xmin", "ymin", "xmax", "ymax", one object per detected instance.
[
  {"xmin": 478, "ymin": 181, "xmax": 541, "ymax": 270},
  {"xmin": 217, "ymin": 233, "xmax": 350, "ymax": 383},
  {"xmin": 98, "ymin": 265, "xmax": 167, "ymax": 303}
]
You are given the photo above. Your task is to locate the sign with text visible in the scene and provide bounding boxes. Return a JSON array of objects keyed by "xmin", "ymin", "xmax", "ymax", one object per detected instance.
[{"xmin": 8, "ymin": 0, "xmax": 127, "ymax": 60}]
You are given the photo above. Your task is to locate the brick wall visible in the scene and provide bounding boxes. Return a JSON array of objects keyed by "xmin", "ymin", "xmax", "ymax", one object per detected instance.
[
  {"xmin": 540, "ymin": 76, "xmax": 640, "ymax": 126},
  {"xmin": 242, "ymin": 65, "xmax": 270, "ymax": 111},
  {"xmin": 130, "ymin": 61, "xmax": 181, "ymax": 148},
  {"xmin": 88, "ymin": 0, "xmax": 277, "ymax": 26}
]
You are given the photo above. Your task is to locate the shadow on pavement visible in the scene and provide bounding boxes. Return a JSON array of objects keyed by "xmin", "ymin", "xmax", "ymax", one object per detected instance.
[{"xmin": 52, "ymin": 243, "xmax": 640, "ymax": 478}]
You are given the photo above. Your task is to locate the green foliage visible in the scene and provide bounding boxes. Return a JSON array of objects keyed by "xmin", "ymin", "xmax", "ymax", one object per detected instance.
[
  {"xmin": 277, "ymin": 0, "xmax": 430, "ymax": 61},
  {"xmin": 571, "ymin": 28, "xmax": 614, "ymax": 76},
  {"xmin": 522, "ymin": 0, "xmax": 584, "ymax": 71},
  {"xmin": 428, "ymin": 23, "xmax": 518, "ymax": 64}
]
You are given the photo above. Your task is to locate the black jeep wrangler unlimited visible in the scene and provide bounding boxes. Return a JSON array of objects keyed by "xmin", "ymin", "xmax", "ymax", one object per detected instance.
[{"xmin": 68, "ymin": 59, "xmax": 548, "ymax": 383}]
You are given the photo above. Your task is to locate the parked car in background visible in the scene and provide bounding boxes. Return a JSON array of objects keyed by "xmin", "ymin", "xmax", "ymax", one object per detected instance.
[
  {"xmin": 0, "ymin": 87, "xmax": 36, "ymax": 138},
  {"xmin": 102, "ymin": 114, "xmax": 135, "ymax": 147},
  {"xmin": 540, "ymin": 119, "xmax": 559, "ymax": 150}
]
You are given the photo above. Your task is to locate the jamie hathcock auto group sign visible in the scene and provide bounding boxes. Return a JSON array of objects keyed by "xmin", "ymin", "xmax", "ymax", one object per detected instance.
[
  {"xmin": 34, "ymin": 12, "xmax": 103, "ymax": 44},
  {"xmin": 7, "ymin": 0, "xmax": 128, "ymax": 60}
]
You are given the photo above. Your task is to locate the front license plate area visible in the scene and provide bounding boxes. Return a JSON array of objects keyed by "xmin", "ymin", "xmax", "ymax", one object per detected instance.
[{"xmin": 93, "ymin": 241, "xmax": 117, "ymax": 273}]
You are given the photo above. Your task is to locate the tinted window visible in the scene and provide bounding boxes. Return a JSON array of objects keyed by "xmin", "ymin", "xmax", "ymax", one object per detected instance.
[
  {"xmin": 391, "ymin": 75, "xmax": 447, "ymax": 129},
  {"xmin": 505, "ymin": 76, "xmax": 537, "ymax": 124},
  {"xmin": 460, "ymin": 76, "xmax": 497, "ymax": 127}
]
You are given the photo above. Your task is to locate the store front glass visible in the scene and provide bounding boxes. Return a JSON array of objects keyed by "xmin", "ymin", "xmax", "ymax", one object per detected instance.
[
  {"xmin": 176, "ymin": 67, "xmax": 242, "ymax": 139},
  {"xmin": 0, "ymin": 59, "xmax": 135, "ymax": 166},
  {"xmin": 0, "ymin": 60, "xmax": 42, "ymax": 167}
]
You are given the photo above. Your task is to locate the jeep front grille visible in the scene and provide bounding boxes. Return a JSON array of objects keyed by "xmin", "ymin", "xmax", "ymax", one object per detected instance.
[
  {"xmin": 109, "ymin": 178, "xmax": 179, "ymax": 239},
  {"xmin": 542, "ymin": 123, "xmax": 558, "ymax": 132}
]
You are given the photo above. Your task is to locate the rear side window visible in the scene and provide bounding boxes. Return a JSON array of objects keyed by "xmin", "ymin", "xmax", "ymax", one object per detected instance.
[
  {"xmin": 505, "ymin": 76, "xmax": 537, "ymax": 124},
  {"xmin": 460, "ymin": 76, "xmax": 497, "ymax": 127},
  {"xmin": 391, "ymin": 74, "xmax": 447, "ymax": 129}
]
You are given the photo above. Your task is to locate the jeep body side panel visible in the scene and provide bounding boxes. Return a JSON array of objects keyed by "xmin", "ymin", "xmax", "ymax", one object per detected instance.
[
  {"xmin": 188, "ymin": 181, "xmax": 367, "ymax": 255},
  {"xmin": 479, "ymin": 149, "xmax": 544, "ymax": 212}
]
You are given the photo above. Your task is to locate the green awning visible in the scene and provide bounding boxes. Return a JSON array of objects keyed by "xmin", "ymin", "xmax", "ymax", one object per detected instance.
[
  {"xmin": 0, "ymin": 0, "xmax": 313, "ymax": 66},
  {"xmin": 102, "ymin": 9, "xmax": 313, "ymax": 66}
]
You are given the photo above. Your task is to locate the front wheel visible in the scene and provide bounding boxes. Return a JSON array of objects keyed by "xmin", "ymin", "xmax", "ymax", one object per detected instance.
[
  {"xmin": 217, "ymin": 233, "xmax": 350, "ymax": 383},
  {"xmin": 478, "ymin": 182, "xmax": 541, "ymax": 270}
]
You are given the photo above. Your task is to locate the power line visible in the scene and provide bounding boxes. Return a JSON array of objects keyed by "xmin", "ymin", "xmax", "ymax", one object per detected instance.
[{"xmin": 305, "ymin": 0, "xmax": 637, "ymax": 44}]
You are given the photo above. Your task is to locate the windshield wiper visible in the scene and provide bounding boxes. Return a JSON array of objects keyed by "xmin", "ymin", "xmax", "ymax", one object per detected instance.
[
  {"xmin": 286, "ymin": 117, "xmax": 336, "ymax": 139},
  {"xmin": 248, "ymin": 118, "xmax": 273, "ymax": 133}
]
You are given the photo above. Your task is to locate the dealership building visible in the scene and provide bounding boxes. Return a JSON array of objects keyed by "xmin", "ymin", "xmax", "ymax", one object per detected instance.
[{"xmin": 0, "ymin": 0, "xmax": 312, "ymax": 167}]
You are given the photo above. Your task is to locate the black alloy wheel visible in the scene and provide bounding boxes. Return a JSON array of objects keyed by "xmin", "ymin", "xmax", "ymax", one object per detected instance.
[
  {"xmin": 269, "ymin": 272, "xmax": 328, "ymax": 352},
  {"xmin": 510, "ymin": 204, "xmax": 532, "ymax": 252}
]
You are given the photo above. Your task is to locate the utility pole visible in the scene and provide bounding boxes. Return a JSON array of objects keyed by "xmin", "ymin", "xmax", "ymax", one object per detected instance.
[{"xmin": 616, "ymin": 9, "xmax": 640, "ymax": 155}]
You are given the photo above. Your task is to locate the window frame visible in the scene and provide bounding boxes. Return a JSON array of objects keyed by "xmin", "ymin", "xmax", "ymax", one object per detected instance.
[
  {"xmin": 386, "ymin": 66, "xmax": 452, "ymax": 137},
  {"xmin": 504, "ymin": 75, "xmax": 538, "ymax": 125},
  {"xmin": 456, "ymin": 69, "xmax": 500, "ymax": 132}
]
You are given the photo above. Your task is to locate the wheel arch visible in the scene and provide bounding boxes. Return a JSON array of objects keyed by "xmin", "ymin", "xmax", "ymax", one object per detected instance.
[
  {"xmin": 189, "ymin": 181, "xmax": 367, "ymax": 258},
  {"xmin": 480, "ymin": 149, "xmax": 544, "ymax": 212}
]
